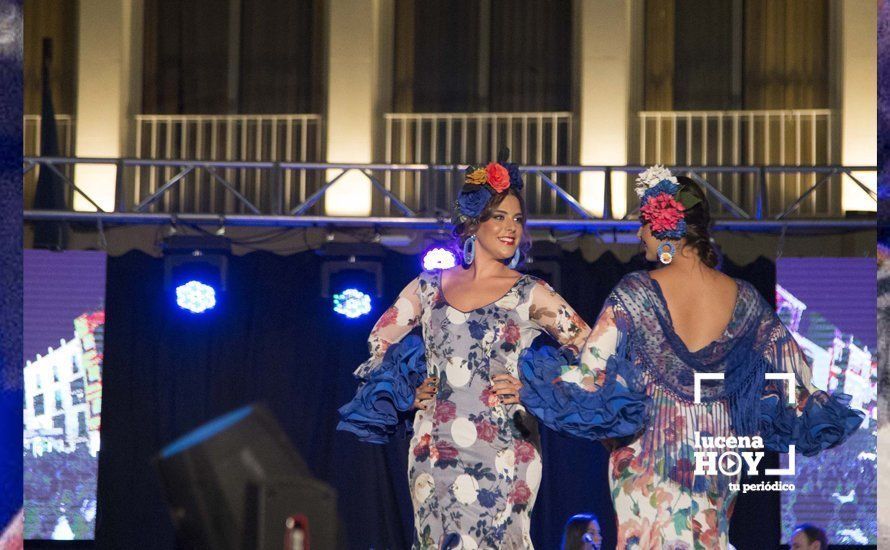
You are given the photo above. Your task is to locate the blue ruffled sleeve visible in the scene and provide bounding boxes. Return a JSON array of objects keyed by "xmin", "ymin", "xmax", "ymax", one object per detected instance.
[
  {"xmin": 519, "ymin": 345, "xmax": 651, "ymax": 441},
  {"xmin": 337, "ymin": 335, "xmax": 427, "ymax": 444},
  {"xmin": 753, "ymin": 316, "xmax": 866, "ymax": 455},
  {"xmin": 759, "ymin": 390, "xmax": 864, "ymax": 455}
]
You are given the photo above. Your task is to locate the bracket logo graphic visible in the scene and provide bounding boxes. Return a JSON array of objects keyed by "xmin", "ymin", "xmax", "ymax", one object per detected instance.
[{"xmin": 692, "ymin": 372, "xmax": 797, "ymax": 485}]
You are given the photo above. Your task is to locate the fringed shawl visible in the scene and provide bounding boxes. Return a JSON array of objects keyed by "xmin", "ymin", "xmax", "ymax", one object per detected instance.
[
  {"xmin": 609, "ymin": 271, "xmax": 818, "ymax": 494},
  {"xmin": 519, "ymin": 271, "xmax": 861, "ymax": 494}
]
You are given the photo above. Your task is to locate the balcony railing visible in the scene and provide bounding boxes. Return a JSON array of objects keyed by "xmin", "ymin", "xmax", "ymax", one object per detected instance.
[
  {"xmin": 24, "ymin": 115, "xmax": 76, "ymax": 157},
  {"xmin": 23, "ymin": 115, "xmax": 76, "ymax": 208},
  {"xmin": 384, "ymin": 112, "xmax": 575, "ymax": 217},
  {"xmin": 638, "ymin": 109, "xmax": 838, "ymax": 217},
  {"xmin": 134, "ymin": 114, "xmax": 324, "ymax": 214}
]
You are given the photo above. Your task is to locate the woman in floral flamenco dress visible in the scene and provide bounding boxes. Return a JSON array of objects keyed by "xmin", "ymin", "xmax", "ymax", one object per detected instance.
[
  {"xmin": 521, "ymin": 166, "xmax": 865, "ymax": 549},
  {"xmin": 338, "ymin": 153, "xmax": 646, "ymax": 549}
]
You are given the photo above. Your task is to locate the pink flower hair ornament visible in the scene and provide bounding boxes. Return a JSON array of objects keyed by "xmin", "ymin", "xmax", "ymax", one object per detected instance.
[{"xmin": 635, "ymin": 165, "xmax": 702, "ymax": 240}]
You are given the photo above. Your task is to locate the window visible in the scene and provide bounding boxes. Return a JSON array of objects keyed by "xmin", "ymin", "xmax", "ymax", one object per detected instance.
[
  {"xmin": 71, "ymin": 379, "xmax": 85, "ymax": 405},
  {"xmin": 78, "ymin": 412, "xmax": 88, "ymax": 438},
  {"xmin": 53, "ymin": 415, "xmax": 65, "ymax": 431},
  {"xmin": 393, "ymin": 0, "xmax": 572, "ymax": 113},
  {"xmin": 142, "ymin": 0, "xmax": 323, "ymax": 114},
  {"xmin": 55, "ymin": 390, "xmax": 63, "ymax": 411},
  {"xmin": 33, "ymin": 394, "xmax": 44, "ymax": 416},
  {"xmin": 643, "ymin": 0, "xmax": 829, "ymax": 110},
  {"xmin": 24, "ymin": 1, "xmax": 78, "ymax": 115}
]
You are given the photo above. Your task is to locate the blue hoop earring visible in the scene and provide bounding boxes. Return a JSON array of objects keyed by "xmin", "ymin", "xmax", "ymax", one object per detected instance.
[
  {"xmin": 658, "ymin": 241, "xmax": 676, "ymax": 265},
  {"xmin": 462, "ymin": 235, "xmax": 477, "ymax": 265},
  {"xmin": 507, "ymin": 248, "xmax": 521, "ymax": 269}
]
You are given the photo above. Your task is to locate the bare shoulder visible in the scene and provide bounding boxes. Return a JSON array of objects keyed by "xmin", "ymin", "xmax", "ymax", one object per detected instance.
[
  {"xmin": 708, "ymin": 269, "xmax": 736, "ymax": 286},
  {"xmin": 503, "ymin": 268, "xmax": 523, "ymax": 282},
  {"xmin": 709, "ymin": 270, "xmax": 739, "ymax": 294},
  {"xmin": 653, "ymin": 267, "xmax": 736, "ymax": 296},
  {"xmin": 440, "ymin": 266, "xmax": 464, "ymax": 285},
  {"xmin": 698, "ymin": 271, "xmax": 740, "ymax": 310}
]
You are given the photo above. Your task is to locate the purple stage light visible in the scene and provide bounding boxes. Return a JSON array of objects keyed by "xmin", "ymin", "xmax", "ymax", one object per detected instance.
[{"xmin": 422, "ymin": 247, "xmax": 457, "ymax": 271}]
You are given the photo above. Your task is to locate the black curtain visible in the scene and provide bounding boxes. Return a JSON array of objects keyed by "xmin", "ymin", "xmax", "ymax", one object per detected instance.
[{"xmin": 95, "ymin": 248, "xmax": 777, "ymax": 549}]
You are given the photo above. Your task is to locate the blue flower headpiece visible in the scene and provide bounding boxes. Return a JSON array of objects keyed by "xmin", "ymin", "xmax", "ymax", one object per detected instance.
[{"xmin": 454, "ymin": 148, "xmax": 524, "ymax": 222}]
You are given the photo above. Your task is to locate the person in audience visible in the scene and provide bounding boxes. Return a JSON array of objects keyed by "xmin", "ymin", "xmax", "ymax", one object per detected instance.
[
  {"xmin": 790, "ymin": 523, "xmax": 828, "ymax": 550},
  {"xmin": 560, "ymin": 513, "xmax": 602, "ymax": 550}
]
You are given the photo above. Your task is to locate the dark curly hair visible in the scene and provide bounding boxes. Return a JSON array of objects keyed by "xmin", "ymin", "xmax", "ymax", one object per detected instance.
[
  {"xmin": 675, "ymin": 176, "xmax": 719, "ymax": 268},
  {"xmin": 453, "ymin": 188, "xmax": 531, "ymax": 267}
]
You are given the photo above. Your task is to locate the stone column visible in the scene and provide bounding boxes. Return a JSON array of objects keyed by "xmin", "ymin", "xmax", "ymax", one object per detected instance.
[
  {"xmin": 574, "ymin": 0, "xmax": 637, "ymax": 218},
  {"xmin": 324, "ymin": 0, "xmax": 394, "ymax": 216},
  {"xmin": 839, "ymin": 0, "xmax": 877, "ymax": 212},
  {"xmin": 73, "ymin": 0, "xmax": 142, "ymax": 212}
]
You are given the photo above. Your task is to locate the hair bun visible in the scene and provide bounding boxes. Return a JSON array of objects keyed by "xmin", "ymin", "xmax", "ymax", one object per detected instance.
[{"xmin": 675, "ymin": 176, "xmax": 718, "ymax": 268}]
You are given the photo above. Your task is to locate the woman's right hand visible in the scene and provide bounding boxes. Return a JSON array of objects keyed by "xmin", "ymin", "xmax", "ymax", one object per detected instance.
[{"xmin": 413, "ymin": 376, "xmax": 438, "ymax": 410}]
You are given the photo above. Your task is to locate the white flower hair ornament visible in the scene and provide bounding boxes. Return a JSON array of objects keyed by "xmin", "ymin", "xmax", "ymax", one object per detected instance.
[{"xmin": 634, "ymin": 164, "xmax": 678, "ymax": 197}]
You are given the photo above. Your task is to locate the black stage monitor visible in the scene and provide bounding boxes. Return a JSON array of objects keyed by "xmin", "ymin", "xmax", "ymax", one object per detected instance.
[{"xmin": 156, "ymin": 404, "xmax": 340, "ymax": 549}]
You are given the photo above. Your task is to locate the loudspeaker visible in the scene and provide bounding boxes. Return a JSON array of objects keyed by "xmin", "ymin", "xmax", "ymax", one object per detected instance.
[
  {"xmin": 253, "ymin": 478, "xmax": 339, "ymax": 550},
  {"xmin": 156, "ymin": 403, "xmax": 341, "ymax": 550}
]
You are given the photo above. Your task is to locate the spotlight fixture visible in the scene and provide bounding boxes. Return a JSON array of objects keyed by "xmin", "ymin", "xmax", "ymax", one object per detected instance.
[
  {"xmin": 163, "ymin": 235, "xmax": 231, "ymax": 314},
  {"xmin": 317, "ymin": 243, "xmax": 384, "ymax": 298}
]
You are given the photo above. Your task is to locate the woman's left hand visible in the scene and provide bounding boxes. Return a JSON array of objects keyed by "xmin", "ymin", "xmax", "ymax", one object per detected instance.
[{"xmin": 490, "ymin": 374, "xmax": 523, "ymax": 405}]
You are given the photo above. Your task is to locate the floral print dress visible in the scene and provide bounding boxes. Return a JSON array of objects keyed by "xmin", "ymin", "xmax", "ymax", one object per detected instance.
[
  {"xmin": 353, "ymin": 270, "xmax": 588, "ymax": 549},
  {"xmin": 522, "ymin": 271, "xmax": 863, "ymax": 550},
  {"xmin": 588, "ymin": 273, "xmax": 748, "ymax": 549}
]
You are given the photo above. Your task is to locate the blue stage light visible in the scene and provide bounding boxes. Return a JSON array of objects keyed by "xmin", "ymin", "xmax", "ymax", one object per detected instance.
[
  {"xmin": 422, "ymin": 247, "xmax": 457, "ymax": 270},
  {"xmin": 333, "ymin": 288, "xmax": 372, "ymax": 318},
  {"xmin": 176, "ymin": 280, "xmax": 217, "ymax": 314}
]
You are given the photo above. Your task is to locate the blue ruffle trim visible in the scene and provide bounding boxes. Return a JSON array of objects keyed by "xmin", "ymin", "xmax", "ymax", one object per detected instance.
[
  {"xmin": 759, "ymin": 390, "xmax": 865, "ymax": 456},
  {"xmin": 337, "ymin": 335, "xmax": 427, "ymax": 444},
  {"xmin": 519, "ymin": 346, "xmax": 651, "ymax": 441}
]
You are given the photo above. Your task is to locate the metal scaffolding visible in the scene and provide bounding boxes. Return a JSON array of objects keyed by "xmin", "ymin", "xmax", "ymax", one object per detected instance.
[{"xmin": 23, "ymin": 157, "xmax": 877, "ymax": 234}]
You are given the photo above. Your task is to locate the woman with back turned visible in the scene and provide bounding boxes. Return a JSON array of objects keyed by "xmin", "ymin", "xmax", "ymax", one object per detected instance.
[{"xmin": 521, "ymin": 166, "xmax": 865, "ymax": 549}]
